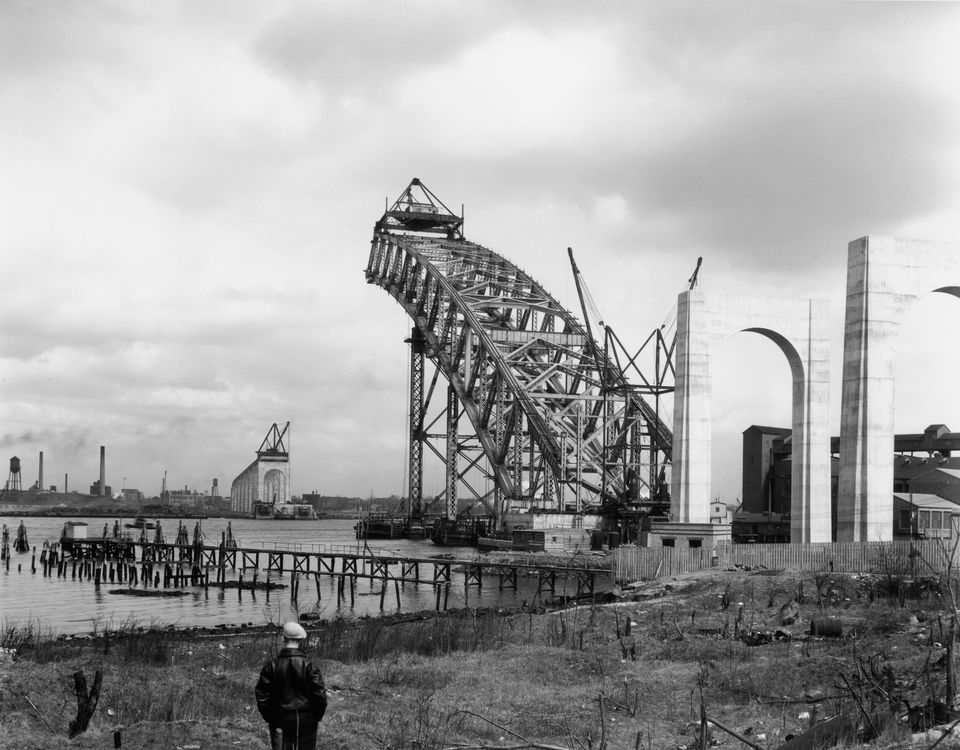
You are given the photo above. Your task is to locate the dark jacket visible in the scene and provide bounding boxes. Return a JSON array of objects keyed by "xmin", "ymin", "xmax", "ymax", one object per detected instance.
[{"xmin": 255, "ymin": 647, "xmax": 327, "ymax": 727}]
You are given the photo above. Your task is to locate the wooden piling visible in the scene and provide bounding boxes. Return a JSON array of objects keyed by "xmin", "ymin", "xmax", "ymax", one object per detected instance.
[
  {"xmin": 379, "ymin": 579, "xmax": 387, "ymax": 610},
  {"xmin": 68, "ymin": 669, "xmax": 103, "ymax": 738},
  {"xmin": 394, "ymin": 579, "xmax": 401, "ymax": 609}
]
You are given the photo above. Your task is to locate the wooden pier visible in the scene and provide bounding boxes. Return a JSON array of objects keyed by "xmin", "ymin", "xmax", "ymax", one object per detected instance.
[{"xmin": 39, "ymin": 538, "xmax": 609, "ymax": 613}]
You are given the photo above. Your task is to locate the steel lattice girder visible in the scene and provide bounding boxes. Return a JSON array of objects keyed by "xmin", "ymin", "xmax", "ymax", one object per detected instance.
[{"xmin": 366, "ymin": 217, "xmax": 671, "ymax": 513}]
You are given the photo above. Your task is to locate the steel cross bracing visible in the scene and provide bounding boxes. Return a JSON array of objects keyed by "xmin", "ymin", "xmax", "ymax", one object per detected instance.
[{"xmin": 365, "ymin": 180, "xmax": 672, "ymax": 524}]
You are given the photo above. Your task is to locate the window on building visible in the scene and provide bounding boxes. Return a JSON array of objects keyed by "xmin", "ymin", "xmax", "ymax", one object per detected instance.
[
  {"xmin": 919, "ymin": 511, "xmax": 930, "ymax": 530},
  {"xmin": 932, "ymin": 511, "xmax": 944, "ymax": 530},
  {"xmin": 689, "ymin": 539, "xmax": 702, "ymax": 549},
  {"xmin": 662, "ymin": 538, "xmax": 675, "ymax": 547},
  {"xmin": 899, "ymin": 509, "xmax": 911, "ymax": 530}
]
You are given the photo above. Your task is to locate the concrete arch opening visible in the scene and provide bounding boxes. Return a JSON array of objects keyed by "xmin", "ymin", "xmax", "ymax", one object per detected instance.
[
  {"xmin": 672, "ymin": 291, "xmax": 831, "ymax": 543},
  {"xmin": 894, "ymin": 293, "xmax": 960, "ymax": 434},
  {"xmin": 263, "ymin": 468, "xmax": 287, "ymax": 506},
  {"xmin": 710, "ymin": 334, "xmax": 793, "ymax": 510},
  {"xmin": 839, "ymin": 236, "xmax": 960, "ymax": 541}
]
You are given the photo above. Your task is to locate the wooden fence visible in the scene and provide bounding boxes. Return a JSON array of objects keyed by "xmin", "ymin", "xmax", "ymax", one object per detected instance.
[{"xmin": 613, "ymin": 539, "xmax": 960, "ymax": 583}]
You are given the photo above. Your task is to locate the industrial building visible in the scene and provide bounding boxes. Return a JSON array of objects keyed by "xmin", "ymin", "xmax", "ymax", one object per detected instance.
[{"xmin": 738, "ymin": 424, "xmax": 960, "ymax": 541}]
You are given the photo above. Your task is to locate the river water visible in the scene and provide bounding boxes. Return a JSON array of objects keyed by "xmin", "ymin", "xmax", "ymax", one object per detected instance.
[{"xmin": 0, "ymin": 516, "xmax": 600, "ymax": 635}]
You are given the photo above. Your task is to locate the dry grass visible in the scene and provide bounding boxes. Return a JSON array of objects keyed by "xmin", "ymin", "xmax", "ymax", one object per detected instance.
[{"xmin": 0, "ymin": 568, "xmax": 955, "ymax": 749}]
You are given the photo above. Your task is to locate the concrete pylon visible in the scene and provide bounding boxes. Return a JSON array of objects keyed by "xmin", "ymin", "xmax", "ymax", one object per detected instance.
[
  {"xmin": 671, "ymin": 291, "xmax": 831, "ymax": 543},
  {"xmin": 838, "ymin": 236, "xmax": 960, "ymax": 542}
]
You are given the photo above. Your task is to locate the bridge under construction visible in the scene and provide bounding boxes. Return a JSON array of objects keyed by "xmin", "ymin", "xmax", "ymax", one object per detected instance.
[{"xmin": 365, "ymin": 179, "xmax": 685, "ymax": 538}]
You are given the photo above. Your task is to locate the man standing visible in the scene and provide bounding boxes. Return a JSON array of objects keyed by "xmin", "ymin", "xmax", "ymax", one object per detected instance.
[{"xmin": 255, "ymin": 621, "xmax": 327, "ymax": 750}]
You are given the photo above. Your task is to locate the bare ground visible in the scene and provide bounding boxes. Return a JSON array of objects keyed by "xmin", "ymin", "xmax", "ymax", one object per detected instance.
[{"xmin": 2, "ymin": 566, "xmax": 959, "ymax": 749}]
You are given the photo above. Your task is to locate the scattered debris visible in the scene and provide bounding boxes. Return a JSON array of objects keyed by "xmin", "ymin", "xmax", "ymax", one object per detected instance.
[
  {"xmin": 809, "ymin": 617, "xmax": 843, "ymax": 638},
  {"xmin": 779, "ymin": 599, "xmax": 800, "ymax": 625},
  {"xmin": 739, "ymin": 628, "xmax": 794, "ymax": 647}
]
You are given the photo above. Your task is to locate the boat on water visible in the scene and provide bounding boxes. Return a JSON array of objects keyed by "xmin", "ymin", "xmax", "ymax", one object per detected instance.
[
  {"xmin": 273, "ymin": 503, "xmax": 317, "ymax": 520},
  {"xmin": 430, "ymin": 516, "xmax": 495, "ymax": 547},
  {"xmin": 124, "ymin": 516, "xmax": 156, "ymax": 530},
  {"xmin": 252, "ymin": 501, "xmax": 275, "ymax": 520},
  {"xmin": 355, "ymin": 515, "xmax": 408, "ymax": 540}
]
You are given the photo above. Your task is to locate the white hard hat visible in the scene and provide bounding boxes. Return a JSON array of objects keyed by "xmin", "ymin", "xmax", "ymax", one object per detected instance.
[{"xmin": 282, "ymin": 622, "xmax": 307, "ymax": 641}]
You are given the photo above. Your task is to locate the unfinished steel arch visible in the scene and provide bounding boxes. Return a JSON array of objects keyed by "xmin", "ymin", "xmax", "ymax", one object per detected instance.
[
  {"xmin": 672, "ymin": 291, "xmax": 831, "ymax": 543},
  {"xmin": 839, "ymin": 236, "xmax": 960, "ymax": 541},
  {"xmin": 365, "ymin": 180, "xmax": 672, "ymax": 528}
]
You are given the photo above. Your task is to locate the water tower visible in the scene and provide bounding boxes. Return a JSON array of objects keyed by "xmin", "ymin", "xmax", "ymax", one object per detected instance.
[{"xmin": 4, "ymin": 456, "xmax": 22, "ymax": 501}]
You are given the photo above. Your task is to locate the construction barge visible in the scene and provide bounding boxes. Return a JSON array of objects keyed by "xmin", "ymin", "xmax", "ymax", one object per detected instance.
[{"xmin": 355, "ymin": 508, "xmax": 632, "ymax": 555}]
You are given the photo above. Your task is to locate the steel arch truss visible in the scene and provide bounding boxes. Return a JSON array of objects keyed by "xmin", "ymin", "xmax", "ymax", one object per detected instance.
[{"xmin": 365, "ymin": 181, "xmax": 672, "ymax": 522}]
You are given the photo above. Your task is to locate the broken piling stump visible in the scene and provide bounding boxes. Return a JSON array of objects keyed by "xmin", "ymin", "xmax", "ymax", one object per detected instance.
[{"xmin": 68, "ymin": 669, "xmax": 103, "ymax": 738}]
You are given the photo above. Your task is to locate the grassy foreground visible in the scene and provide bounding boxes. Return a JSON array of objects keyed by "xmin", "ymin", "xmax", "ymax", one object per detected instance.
[{"xmin": 1, "ymin": 567, "xmax": 957, "ymax": 749}]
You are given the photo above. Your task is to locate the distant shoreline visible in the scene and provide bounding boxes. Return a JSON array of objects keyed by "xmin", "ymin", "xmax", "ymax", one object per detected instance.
[{"xmin": 0, "ymin": 508, "xmax": 362, "ymax": 520}]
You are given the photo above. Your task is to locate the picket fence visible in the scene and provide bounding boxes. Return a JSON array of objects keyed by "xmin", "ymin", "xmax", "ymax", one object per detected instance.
[{"xmin": 612, "ymin": 539, "xmax": 960, "ymax": 583}]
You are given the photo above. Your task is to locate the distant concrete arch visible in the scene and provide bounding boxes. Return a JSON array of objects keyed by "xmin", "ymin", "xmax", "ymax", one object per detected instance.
[
  {"xmin": 839, "ymin": 236, "xmax": 960, "ymax": 541},
  {"xmin": 672, "ymin": 291, "xmax": 831, "ymax": 543},
  {"xmin": 230, "ymin": 423, "xmax": 291, "ymax": 515}
]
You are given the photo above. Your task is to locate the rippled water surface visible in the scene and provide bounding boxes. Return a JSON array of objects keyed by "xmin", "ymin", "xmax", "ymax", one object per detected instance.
[{"xmin": 0, "ymin": 516, "xmax": 600, "ymax": 635}]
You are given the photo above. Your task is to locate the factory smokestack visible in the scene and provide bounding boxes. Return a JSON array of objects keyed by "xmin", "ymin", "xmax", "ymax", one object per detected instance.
[
  {"xmin": 99, "ymin": 446, "xmax": 106, "ymax": 496},
  {"xmin": 39, "ymin": 451, "xmax": 43, "ymax": 492},
  {"xmin": 65, "ymin": 473, "xmax": 68, "ymax": 493}
]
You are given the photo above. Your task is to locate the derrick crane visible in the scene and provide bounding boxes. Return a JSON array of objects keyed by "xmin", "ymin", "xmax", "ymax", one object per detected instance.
[{"xmin": 567, "ymin": 250, "xmax": 702, "ymax": 514}]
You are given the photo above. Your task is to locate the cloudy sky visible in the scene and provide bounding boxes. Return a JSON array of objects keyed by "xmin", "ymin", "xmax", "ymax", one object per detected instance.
[{"xmin": 2, "ymin": 1, "xmax": 960, "ymax": 503}]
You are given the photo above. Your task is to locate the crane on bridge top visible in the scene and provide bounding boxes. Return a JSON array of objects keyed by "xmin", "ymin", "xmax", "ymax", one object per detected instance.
[{"xmin": 376, "ymin": 178, "xmax": 463, "ymax": 239}]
